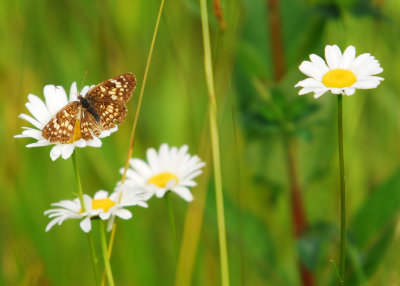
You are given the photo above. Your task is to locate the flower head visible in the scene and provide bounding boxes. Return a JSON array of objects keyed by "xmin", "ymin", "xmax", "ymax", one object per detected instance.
[
  {"xmin": 15, "ymin": 82, "xmax": 117, "ymax": 161},
  {"xmin": 44, "ymin": 190, "xmax": 147, "ymax": 232},
  {"xmin": 295, "ymin": 45, "xmax": 383, "ymax": 98},
  {"xmin": 121, "ymin": 144, "xmax": 205, "ymax": 202}
]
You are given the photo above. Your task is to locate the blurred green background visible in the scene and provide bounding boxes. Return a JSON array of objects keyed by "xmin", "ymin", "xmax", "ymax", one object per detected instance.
[{"xmin": 1, "ymin": 0, "xmax": 400, "ymax": 285}]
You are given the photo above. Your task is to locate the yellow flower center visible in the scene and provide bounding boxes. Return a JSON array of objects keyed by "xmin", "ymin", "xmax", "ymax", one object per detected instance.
[
  {"xmin": 322, "ymin": 69, "xmax": 357, "ymax": 88},
  {"xmin": 147, "ymin": 172, "xmax": 178, "ymax": 188},
  {"xmin": 92, "ymin": 198, "xmax": 116, "ymax": 211},
  {"xmin": 67, "ymin": 119, "xmax": 82, "ymax": 143},
  {"xmin": 79, "ymin": 198, "xmax": 116, "ymax": 214}
]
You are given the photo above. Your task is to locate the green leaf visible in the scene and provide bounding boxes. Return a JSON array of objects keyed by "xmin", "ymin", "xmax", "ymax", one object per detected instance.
[
  {"xmin": 350, "ymin": 168, "xmax": 400, "ymax": 246},
  {"xmin": 347, "ymin": 226, "xmax": 394, "ymax": 284},
  {"xmin": 346, "ymin": 168, "xmax": 400, "ymax": 281}
]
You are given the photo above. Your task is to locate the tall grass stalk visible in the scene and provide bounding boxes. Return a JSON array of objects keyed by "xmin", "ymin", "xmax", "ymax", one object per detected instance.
[
  {"xmin": 72, "ymin": 152, "xmax": 100, "ymax": 286},
  {"xmin": 102, "ymin": 0, "xmax": 165, "ymax": 284},
  {"xmin": 199, "ymin": 0, "xmax": 230, "ymax": 285},
  {"xmin": 337, "ymin": 94, "xmax": 346, "ymax": 284},
  {"xmin": 120, "ymin": 0, "xmax": 165, "ymax": 184}
]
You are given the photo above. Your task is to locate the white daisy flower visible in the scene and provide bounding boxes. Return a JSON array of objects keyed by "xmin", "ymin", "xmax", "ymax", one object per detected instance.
[
  {"xmin": 44, "ymin": 190, "xmax": 147, "ymax": 233},
  {"xmin": 295, "ymin": 45, "xmax": 384, "ymax": 98},
  {"xmin": 15, "ymin": 82, "xmax": 117, "ymax": 161},
  {"xmin": 121, "ymin": 144, "xmax": 206, "ymax": 202}
]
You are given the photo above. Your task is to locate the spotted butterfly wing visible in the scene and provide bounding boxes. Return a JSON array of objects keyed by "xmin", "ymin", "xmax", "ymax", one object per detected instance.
[
  {"xmin": 86, "ymin": 101, "xmax": 127, "ymax": 130},
  {"xmin": 41, "ymin": 102, "xmax": 81, "ymax": 143},
  {"xmin": 41, "ymin": 73, "xmax": 136, "ymax": 143},
  {"xmin": 84, "ymin": 73, "xmax": 136, "ymax": 130},
  {"xmin": 86, "ymin": 73, "xmax": 136, "ymax": 104}
]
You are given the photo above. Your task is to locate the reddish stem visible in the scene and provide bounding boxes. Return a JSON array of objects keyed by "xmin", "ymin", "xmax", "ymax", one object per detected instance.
[
  {"xmin": 267, "ymin": 0, "xmax": 285, "ymax": 81},
  {"xmin": 266, "ymin": 0, "xmax": 315, "ymax": 283},
  {"xmin": 286, "ymin": 139, "xmax": 315, "ymax": 286}
]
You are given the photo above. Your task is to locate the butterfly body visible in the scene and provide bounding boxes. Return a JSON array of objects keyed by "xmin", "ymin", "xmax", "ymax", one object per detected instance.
[
  {"xmin": 78, "ymin": 95, "xmax": 100, "ymax": 122},
  {"xmin": 42, "ymin": 73, "xmax": 136, "ymax": 143}
]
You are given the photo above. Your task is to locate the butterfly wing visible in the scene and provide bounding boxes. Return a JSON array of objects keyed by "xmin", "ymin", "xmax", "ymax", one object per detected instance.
[
  {"xmin": 86, "ymin": 73, "xmax": 136, "ymax": 104},
  {"xmin": 42, "ymin": 102, "xmax": 81, "ymax": 143},
  {"xmin": 84, "ymin": 73, "xmax": 135, "ymax": 130}
]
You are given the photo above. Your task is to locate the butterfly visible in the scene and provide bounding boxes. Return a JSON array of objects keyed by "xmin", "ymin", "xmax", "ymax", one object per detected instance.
[{"xmin": 41, "ymin": 73, "xmax": 136, "ymax": 143}]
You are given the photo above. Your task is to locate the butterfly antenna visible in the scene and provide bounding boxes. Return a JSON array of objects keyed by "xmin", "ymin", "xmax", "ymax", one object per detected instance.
[{"xmin": 78, "ymin": 71, "xmax": 88, "ymax": 97}]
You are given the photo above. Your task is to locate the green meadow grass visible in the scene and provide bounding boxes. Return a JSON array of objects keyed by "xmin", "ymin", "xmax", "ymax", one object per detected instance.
[{"xmin": 1, "ymin": 0, "xmax": 400, "ymax": 285}]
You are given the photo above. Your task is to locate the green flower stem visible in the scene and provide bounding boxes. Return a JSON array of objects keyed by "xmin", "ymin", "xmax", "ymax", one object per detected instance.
[
  {"xmin": 100, "ymin": 221, "xmax": 115, "ymax": 286},
  {"xmin": 337, "ymin": 94, "xmax": 346, "ymax": 284},
  {"xmin": 87, "ymin": 233, "xmax": 100, "ymax": 286},
  {"xmin": 101, "ymin": 223, "xmax": 117, "ymax": 286},
  {"xmin": 71, "ymin": 152, "xmax": 100, "ymax": 286},
  {"xmin": 164, "ymin": 192, "xmax": 179, "ymax": 256},
  {"xmin": 72, "ymin": 152, "xmax": 85, "ymax": 210},
  {"xmin": 199, "ymin": 0, "xmax": 230, "ymax": 285}
]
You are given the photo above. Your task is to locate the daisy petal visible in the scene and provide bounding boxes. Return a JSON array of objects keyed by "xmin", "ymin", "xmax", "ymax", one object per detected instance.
[
  {"xmin": 295, "ymin": 78, "xmax": 325, "ymax": 89},
  {"xmin": 299, "ymin": 87, "xmax": 328, "ymax": 96},
  {"xmin": 50, "ymin": 145, "xmax": 63, "ymax": 161},
  {"xmin": 344, "ymin": 87, "xmax": 356, "ymax": 96},
  {"xmin": 44, "ymin": 85, "xmax": 68, "ymax": 115},
  {"xmin": 330, "ymin": 88, "xmax": 343, "ymax": 94},
  {"xmin": 16, "ymin": 129, "xmax": 43, "ymax": 140},
  {"xmin": 69, "ymin": 82, "xmax": 79, "ymax": 101},
  {"xmin": 340, "ymin": 45, "xmax": 356, "ymax": 69},
  {"xmin": 74, "ymin": 139, "xmax": 87, "ymax": 148},
  {"xmin": 100, "ymin": 212, "xmax": 111, "ymax": 220},
  {"xmin": 94, "ymin": 190, "xmax": 109, "ymax": 199},
  {"xmin": 26, "ymin": 140, "xmax": 52, "ymax": 148},
  {"xmin": 61, "ymin": 144, "xmax": 75, "ymax": 159},
  {"xmin": 313, "ymin": 91, "xmax": 327, "ymax": 99},
  {"xmin": 298, "ymin": 88, "xmax": 314, "ymax": 95},
  {"xmin": 174, "ymin": 186, "xmax": 194, "ymax": 202},
  {"xmin": 26, "ymin": 94, "xmax": 50, "ymax": 123},
  {"xmin": 45, "ymin": 219, "xmax": 59, "ymax": 232},
  {"xmin": 298, "ymin": 61, "xmax": 325, "ymax": 80},
  {"xmin": 114, "ymin": 209, "xmax": 132, "ymax": 220},
  {"xmin": 352, "ymin": 80, "xmax": 381, "ymax": 89},
  {"xmin": 80, "ymin": 217, "xmax": 92, "ymax": 233},
  {"xmin": 19, "ymin": 113, "xmax": 43, "ymax": 129},
  {"xmin": 87, "ymin": 137, "xmax": 102, "ymax": 147},
  {"xmin": 155, "ymin": 189, "xmax": 167, "ymax": 198},
  {"xmin": 309, "ymin": 54, "xmax": 329, "ymax": 73},
  {"xmin": 325, "ymin": 45, "xmax": 342, "ymax": 69}
]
